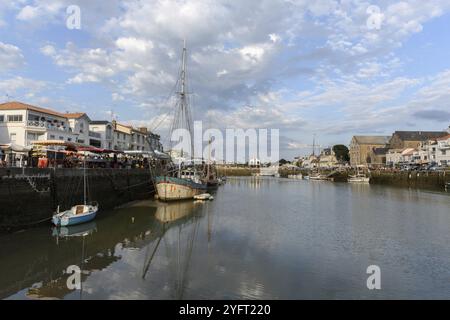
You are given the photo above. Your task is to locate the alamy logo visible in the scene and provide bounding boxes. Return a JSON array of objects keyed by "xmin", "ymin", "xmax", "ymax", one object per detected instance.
[
  {"xmin": 366, "ymin": 5, "xmax": 383, "ymax": 30},
  {"xmin": 366, "ymin": 265, "xmax": 381, "ymax": 290},
  {"xmin": 66, "ymin": 5, "xmax": 81, "ymax": 30},
  {"xmin": 66, "ymin": 265, "xmax": 81, "ymax": 290}
]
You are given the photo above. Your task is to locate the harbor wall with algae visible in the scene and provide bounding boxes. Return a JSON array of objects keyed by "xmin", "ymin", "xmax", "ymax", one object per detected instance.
[{"xmin": 0, "ymin": 167, "xmax": 155, "ymax": 231}]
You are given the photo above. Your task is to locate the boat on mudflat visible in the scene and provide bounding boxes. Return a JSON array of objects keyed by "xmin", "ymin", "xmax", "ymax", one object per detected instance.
[{"xmin": 156, "ymin": 176, "xmax": 207, "ymax": 201}]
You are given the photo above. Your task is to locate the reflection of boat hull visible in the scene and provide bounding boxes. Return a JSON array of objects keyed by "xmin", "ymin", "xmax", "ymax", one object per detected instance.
[
  {"xmin": 156, "ymin": 176, "xmax": 207, "ymax": 201},
  {"xmin": 155, "ymin": 200, "xmax": 195, "ymax": 223},
  {"xmin": 52, "ymin": 221, "xmax": 97, "ymax": 237}
]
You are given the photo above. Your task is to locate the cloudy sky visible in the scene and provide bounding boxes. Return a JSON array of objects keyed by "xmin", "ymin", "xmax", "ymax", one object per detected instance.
[{"xmin": 1, "ymin": 0, "xmax": 450, "ymax": 159}]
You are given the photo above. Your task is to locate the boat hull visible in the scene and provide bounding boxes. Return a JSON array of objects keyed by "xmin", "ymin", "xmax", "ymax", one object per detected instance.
[
  {"xmin": 156, "ymin": 176, "xmax": 207, "ymax": 201},
  {"xmin": 52, "ymin": 206, "xmax": 98, "ymax": 227}
]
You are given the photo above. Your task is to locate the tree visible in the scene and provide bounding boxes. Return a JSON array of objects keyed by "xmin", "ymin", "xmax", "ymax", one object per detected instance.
[
  {"xmin": 278, "ymin": 158, "xmax": 290, "ymax": 165},
  {"xmin": 333, "ymin": 144, "xmax": 350, "ymax": 162}
]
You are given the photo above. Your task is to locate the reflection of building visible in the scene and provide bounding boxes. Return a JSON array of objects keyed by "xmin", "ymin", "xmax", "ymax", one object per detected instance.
[{"xmin": 349, "ymin": 136, "xmax": 390, "ymax": 166}]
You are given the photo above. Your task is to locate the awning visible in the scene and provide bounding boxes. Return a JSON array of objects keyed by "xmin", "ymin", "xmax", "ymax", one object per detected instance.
[
  {"xmin": 77, "ymin": 146, "xmax": 123, "ymax": 154},
  {"xmin": 0, "ymin": 143, "xmax": 32, "ymax": 152}
]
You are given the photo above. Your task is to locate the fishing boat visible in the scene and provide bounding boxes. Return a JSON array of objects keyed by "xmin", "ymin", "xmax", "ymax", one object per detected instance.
[
  {"xmin": 52, "ymin": 156, "xmax": 98, "ymax": 226},
  {"xmin": 155, "ymin": 42, "xmax": 208, "ymax": 201}
]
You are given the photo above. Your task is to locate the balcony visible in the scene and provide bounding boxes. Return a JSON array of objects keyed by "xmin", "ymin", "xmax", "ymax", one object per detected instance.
[{"xmin": 27, "ymin": 121, "xmax": 72, "ymax": 132}]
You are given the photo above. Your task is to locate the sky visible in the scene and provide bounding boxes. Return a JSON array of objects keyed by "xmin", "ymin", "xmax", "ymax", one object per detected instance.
[{"xmin": 1, "ymin": 0, "xmax": 450, "ymax": 160}]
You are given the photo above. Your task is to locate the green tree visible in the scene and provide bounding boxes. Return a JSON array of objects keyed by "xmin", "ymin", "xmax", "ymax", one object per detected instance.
[{"xmin": 333, "ymin": 144, "xmax": 350, "ymax": 162}]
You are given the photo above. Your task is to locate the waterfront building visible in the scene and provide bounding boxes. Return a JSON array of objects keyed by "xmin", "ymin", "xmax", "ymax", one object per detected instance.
[
  {"xmin": 349, "ymin": 136, "xmax": 390, "ymax": 166},
  {"xmin": 388, "ymin": 131, "xmax": 448, "ymax": 150},
  {"xmin": 318, "ymin": 147, "xmax": 338, "ymax": 168},
  {"xmin": 0, "ymin": 101, "xmax": 77, "ymax": 147},
  {"xmin": 386, "ymin": 149, "xmax": 403, "ymax": 166},
  {"xmin": 89, "ymin": 121, "xmax": 114, "ymax": 149},
  {"xmin": 249, "ymin": 157, "xmax": 261, "ymax": 167},
  {"xmin": 367, "ymin": 147, "xmax": 389, "ymax": 167},
  {"xmin": 65, "ymin": 112, "xmax": 91, "ymax": 145},
  {"xmin": 435, "ymin": 134, "xmax": 450, "ymax": 166},
  {"xmin": 112, "ymin": 121, "xmax": 133, "ymax": 151},
  {"xmin": 131, "ymin": 127, "xmax": 148, "ymax": 151}
]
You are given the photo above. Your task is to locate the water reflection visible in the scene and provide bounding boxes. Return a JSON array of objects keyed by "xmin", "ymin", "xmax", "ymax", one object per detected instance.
[{"xmin": 2, "ymin": 177, "xmax": 450, "ymax": 299}]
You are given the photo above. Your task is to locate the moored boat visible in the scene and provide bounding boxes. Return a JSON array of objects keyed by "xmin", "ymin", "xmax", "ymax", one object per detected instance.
[
  {"xmin": 156, "ymin": 176, "xmax": 207, "ymax": 201},
  {"xmin": 348, "ymin": 174, "xmax": 370, "ymax": 183},
  {"xmin": 52, "ymin": 203, "xmax": 98, "ymax": 226},
  {"xmin": 154, "ymin": 42, "xmax": 209, "ymax": 201}
]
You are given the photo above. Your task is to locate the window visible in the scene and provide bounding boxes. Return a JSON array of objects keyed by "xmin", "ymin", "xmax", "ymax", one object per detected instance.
[
  {"xmin": 50, "ymin": 135, "xmax": 55, "ymax": 139},
  {"xmin": 28, "ymin": 114, "xmax": 40, "ymax": 121},
  {"xmin": 10, "ymin": 133, "xmax": 16, "ymax": 142},
  {"xmin": 59, "ymin": 136, "xmax": 64, "ymax": 140},
  {"xmin": 0, "ymin": 115, "xmax": 4, "ymax": 122},
  {"xmin": 117, "ymin": 132, "xmax": 119, "ymax": 139},
  {"xmin": 7, "ymin": 115, "xmax": 23, "ymax": 122}
]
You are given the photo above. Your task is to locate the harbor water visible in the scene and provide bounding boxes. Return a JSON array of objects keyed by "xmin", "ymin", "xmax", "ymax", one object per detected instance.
[{"xmin": 1, "ymin": 177, "xmax": 450, "ymax": 299}]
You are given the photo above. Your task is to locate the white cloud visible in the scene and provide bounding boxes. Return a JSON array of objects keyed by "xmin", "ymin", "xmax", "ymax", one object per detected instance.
[
  {"xmin": 0, "ymin": 76, "xmax": 47, "ymax": 95},
  {"xmin": 0, "ymin": 42, "xmax": 24, "ymax": 71}
]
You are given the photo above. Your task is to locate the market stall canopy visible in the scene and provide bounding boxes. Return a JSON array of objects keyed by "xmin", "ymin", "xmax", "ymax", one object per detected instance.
[
  {"xmin": 31, "ymin": 140, "xmax": 79, "ymax": 151},
  {"xmin": 123, "ymin": 150, "xmax": 170, "ymax": 159},
  {"xmin": 77, "ymin": 146, "xmax": 122, "ymax": 154},
  {"xmin": 0, "ymin": 143, "xmax": 32, "ymax": 152}
]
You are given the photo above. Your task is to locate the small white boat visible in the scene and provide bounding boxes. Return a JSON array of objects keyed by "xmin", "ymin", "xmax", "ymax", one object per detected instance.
[
  {"xmin": 348, "ymin": 174, "xmax": 370, "ymax": 183},
  {"xmin": 52, "ymin": 155, "xmax": 98, "ymax": 226},
  {"xmin": 193, "ymin": 193, "xmax": 214, "ymax": 200},
  {"xmin": 52, "ymin": 203, "xmax": 98, "ymax": 227}
]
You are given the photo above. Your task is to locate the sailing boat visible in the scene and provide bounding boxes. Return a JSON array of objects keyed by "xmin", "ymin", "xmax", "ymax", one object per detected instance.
[
  {"xmin": 52, "ymin": 155, "xmax": 98, "ymax": 226},
  {"xmin": 348, "ymin": 166, "xmax": 370, "ymax": 183},
  {"xmin": 155, "ymin": 42, "xmax": 207, "ymax": 201}
]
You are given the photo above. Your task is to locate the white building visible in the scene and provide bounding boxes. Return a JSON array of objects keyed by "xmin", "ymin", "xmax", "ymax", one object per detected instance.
[
  {"xmin": 65, "ymin": 112, "xmax": 91, "ymax": 145},
  {"xmin": 249, "ymin": 157, "xmax": 260, "ymax": 167},
  {"xmin": 0, "ymin": 101, "xmax": 77, "ymax": 147},
  {"xmin": 435, "ymin": 134, "xmax": 450, "ymax": 166},
  {"xmin": 113, "ymin": 121, "xmax": 133, "ymax": 151},
  {"xmin": 89, "ymin": 121, "xmax": 114, "ymax": 150}
]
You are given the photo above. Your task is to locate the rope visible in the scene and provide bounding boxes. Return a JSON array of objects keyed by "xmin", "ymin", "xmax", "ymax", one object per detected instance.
[{"xmin": 2, "ymin": 216, "xmax": 52, "ymax": 229}]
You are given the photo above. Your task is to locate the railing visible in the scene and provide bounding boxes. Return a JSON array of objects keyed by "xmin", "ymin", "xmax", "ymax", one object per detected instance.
[{"xmin": 27, "ymin": 121, "xmax": 71, "ymax": 132}]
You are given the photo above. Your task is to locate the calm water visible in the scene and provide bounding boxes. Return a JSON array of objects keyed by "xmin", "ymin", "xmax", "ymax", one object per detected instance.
[{"xmin": 1, "ymin": 177, "xmax": 450, "ymax": 299}]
